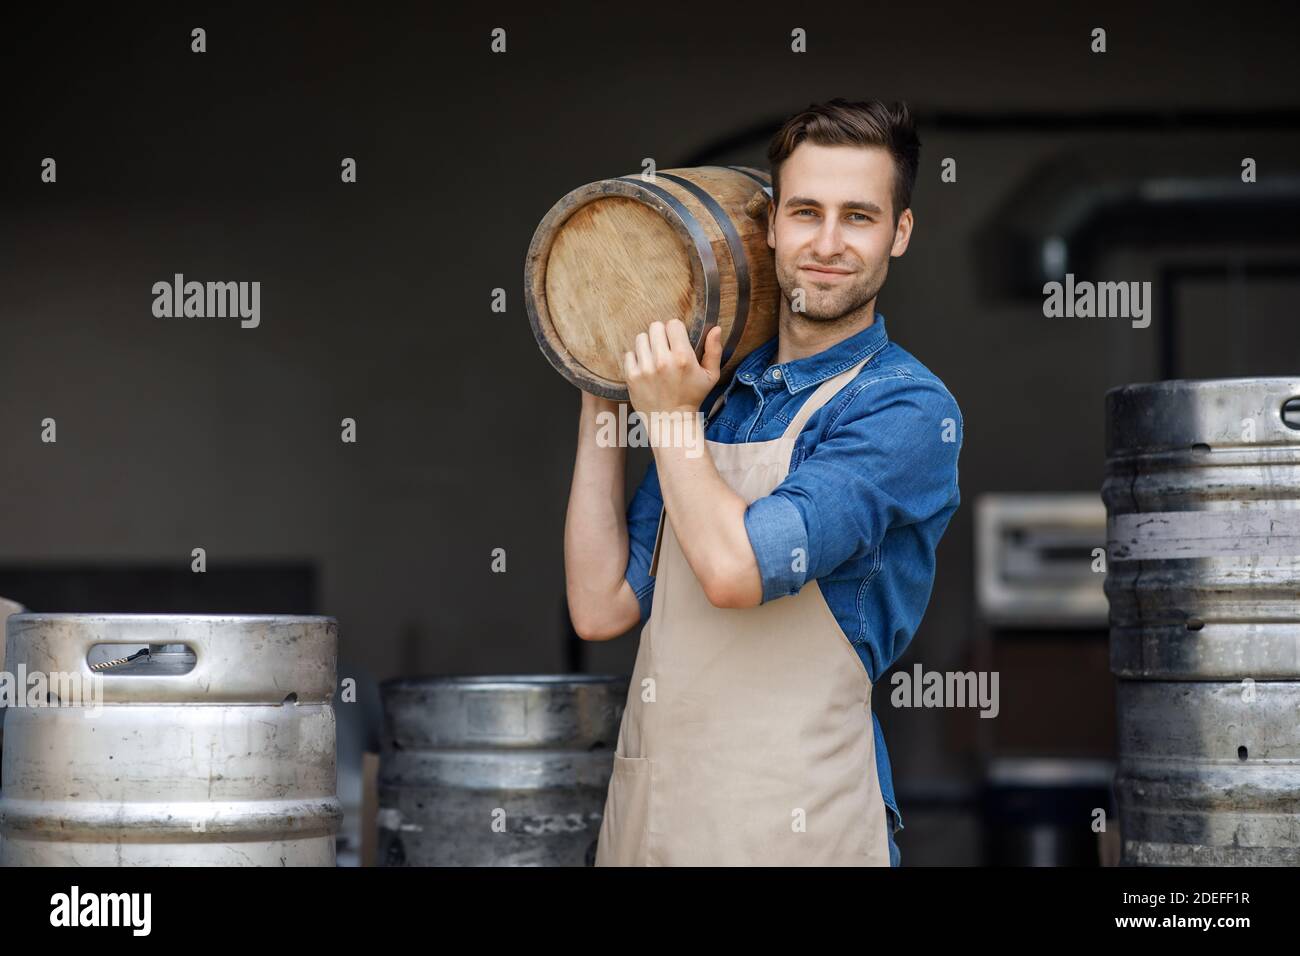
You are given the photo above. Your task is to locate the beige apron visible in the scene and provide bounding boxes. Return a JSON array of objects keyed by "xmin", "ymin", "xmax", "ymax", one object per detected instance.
[{"xmin": 595, "ymin": 355, "xmax": 890, "ymax": 866}]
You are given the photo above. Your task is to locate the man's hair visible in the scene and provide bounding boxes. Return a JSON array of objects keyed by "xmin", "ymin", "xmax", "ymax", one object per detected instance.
[{"xmin": 766, "ymin": 98, "xmax": 921, "ymax": 224}]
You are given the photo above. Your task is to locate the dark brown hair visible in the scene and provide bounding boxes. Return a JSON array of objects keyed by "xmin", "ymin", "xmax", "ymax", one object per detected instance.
[{"xmin": 766, "ymin": 98, "xmax": 920, "ymax": 224}]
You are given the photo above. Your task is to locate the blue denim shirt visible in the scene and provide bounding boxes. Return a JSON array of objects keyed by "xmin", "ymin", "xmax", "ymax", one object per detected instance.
[{"xmin": 623, "ymin": 312, "xmax": 963, "ymax": 840}]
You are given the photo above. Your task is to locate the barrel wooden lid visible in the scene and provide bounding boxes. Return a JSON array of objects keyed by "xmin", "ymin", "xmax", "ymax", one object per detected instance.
[
  {"xmin": 546, "ymin": 195, "xmax": 694, "ymax": 384},
  {"xmin": 526, "ymin": 166, "xmax": 773, "ymax": 400}
]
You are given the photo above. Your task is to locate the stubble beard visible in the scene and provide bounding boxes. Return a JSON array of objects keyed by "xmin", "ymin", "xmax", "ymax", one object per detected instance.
[{"xmin": 777, "ymin": 256, "xmax": 887, "ymax": 330}]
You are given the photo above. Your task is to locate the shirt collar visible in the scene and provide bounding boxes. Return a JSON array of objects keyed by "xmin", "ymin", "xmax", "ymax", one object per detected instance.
[{"xmin": 729, "ymin": 311, "xmax": 889, "ymax": 396}]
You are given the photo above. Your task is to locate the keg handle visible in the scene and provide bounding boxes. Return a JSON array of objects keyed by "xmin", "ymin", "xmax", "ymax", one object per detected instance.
[
  {"xmin": 1281, "ymin": 396, "xmax": 1300, "ymax": 430},
  {"xmin": 6, "ymin": 617, "xmax": 328, "ymax": 703},
  {"xmin": 38, "ymin": 626, "xmax": 215, "ymax": 695},
  {"xmin": 89, "ymin": 647, "xmax": 152, "ymax": 671}
]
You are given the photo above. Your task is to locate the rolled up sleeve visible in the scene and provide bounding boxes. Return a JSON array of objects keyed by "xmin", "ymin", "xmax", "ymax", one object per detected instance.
[
  {"xmin": 743, "ymin": 494, "xmax": 809, "ymax": 601},
  {"xmin": 742, "ymin": 374, "xmax": 962, "ymax": 600}
]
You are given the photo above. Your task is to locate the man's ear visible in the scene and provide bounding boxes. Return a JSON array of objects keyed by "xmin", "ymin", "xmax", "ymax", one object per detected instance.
[
  {"xmin": 890, "ymin": 208, "xmax": 914, "ymax": 258},
  {"xmin": 767, "ymin": 201, "xmax": 776, "ymax": 249}
]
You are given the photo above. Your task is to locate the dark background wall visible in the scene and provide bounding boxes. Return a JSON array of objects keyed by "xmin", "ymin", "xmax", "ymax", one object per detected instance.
[{"xmin": 2, "ymin": 0, "xmax": 1297, "ymax": 864}]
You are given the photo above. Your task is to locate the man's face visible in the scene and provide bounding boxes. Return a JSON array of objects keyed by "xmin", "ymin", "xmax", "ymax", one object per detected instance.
[{"xmin": 767, "ymin": 142, "xmax": 913, "ymax": 322}]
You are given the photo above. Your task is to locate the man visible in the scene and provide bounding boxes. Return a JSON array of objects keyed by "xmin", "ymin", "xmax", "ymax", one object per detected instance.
[{"xmin": 564, "ymin": 98, "xmax": 962, "ymax": 866}]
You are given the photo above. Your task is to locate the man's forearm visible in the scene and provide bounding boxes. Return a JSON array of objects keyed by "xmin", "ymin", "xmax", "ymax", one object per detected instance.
[
  {"xmin": 564, "ymin": 395, "xmax": 635, "ymax": 634},
  {"xmin": 651, "ymin": 407, "xmax": 763, "ymax": 607}
]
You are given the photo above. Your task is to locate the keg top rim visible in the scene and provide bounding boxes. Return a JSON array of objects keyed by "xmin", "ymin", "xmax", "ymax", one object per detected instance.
[
  {"xmin": 1105, "ymin": 376, "xmax": 1300, "ymax": 399},
  {"xmin": 382, "ymin": 673, "xmax": 627, "ymax": 690},
  {"xmin": 8, "ymin": 612, "xmax": 338, "ymax": 624}
]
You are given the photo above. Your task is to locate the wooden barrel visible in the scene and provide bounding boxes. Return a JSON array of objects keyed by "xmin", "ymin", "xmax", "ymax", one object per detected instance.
[{"xmin": 525, "ymin": 165, "xmax": 779, "ymax": 400}]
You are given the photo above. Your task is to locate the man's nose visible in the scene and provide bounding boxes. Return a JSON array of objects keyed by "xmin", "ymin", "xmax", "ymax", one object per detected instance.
[{"xmin": 811, "ymin": 220, "xmax": 846, "ymax": 258}]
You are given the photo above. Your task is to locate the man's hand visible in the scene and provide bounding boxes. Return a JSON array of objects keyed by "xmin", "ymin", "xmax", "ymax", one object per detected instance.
[
  {"xmin": 624, "ymin": 319, "xmax": 723, "ymax": 417},
  {"xmin": 620, "ymin": 319, "xmax": 761, "ymax": 609}
]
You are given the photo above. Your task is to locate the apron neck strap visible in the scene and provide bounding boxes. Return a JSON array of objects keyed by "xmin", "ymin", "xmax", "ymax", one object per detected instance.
[
  {"xmin": 704, "ymin": 354, "xmax": 873, "ymax": 436},
  {"xmin": 778, "ymin": 355, "xmax": 872, "ymax": 443}
]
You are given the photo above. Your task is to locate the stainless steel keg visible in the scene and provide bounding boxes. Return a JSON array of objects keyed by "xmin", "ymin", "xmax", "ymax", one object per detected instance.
[
  {"xmin": 0, "ymin": 614, "xmax": 341, "ymax": 866},
  {"xmin": 1104, "ymin": 378, "xmax": 1300, "ymax": 865},
  {"xmin": 0, "ymin": 598, "xmax": 22, "ymax": 674},
  {"xmin": 378, "ymin": 675, "xmax": 627, "ymax": 866},
  {"xmin": 0, "ymin": 598, "xmax": 24, "ymax": 783}
]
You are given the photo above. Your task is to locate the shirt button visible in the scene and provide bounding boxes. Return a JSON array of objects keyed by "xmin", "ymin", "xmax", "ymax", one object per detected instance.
[
  {"xmin": 771, "ymin": 368, "xmax": 783, "ymax": 380},
  {"xmin": 741, "ymin": 372, "xmax": 754, "ymax": 382}
]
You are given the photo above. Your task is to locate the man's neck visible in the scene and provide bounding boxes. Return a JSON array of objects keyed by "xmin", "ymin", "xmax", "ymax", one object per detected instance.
[{"xmin": 775, "ymin": 298, "xmax": 877, "ymax": 366}]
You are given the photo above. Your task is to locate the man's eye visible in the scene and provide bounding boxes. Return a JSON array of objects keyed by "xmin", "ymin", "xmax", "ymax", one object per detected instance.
[
  {"xmin": 795, "ymin": 209, "xmax": 817, "ymax": 217},
  {"xmin": 849, "ymin": 213, "xmax": 869, "ymax": 222}
]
